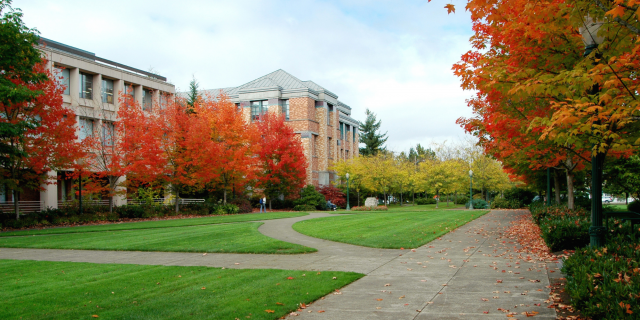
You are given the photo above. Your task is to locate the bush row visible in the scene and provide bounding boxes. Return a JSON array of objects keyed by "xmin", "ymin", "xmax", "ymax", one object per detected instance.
[
  {"xmin": 466, "ymin": 199, "xmax": 488, "ymax": 209},
  {"xmin": 415, "ymin": 198, "xmax": 436, "ymax": 205},
  {"xmin": 0, "ymin": 202, "xmax": 239, "ymax": 230},
  {"xmin": 563, "ymin": 232, "xmax": 640, "ymax": 319},
  {"xmin": 491, "ymin": 198, "xmax": 524, "ymax": 209}
]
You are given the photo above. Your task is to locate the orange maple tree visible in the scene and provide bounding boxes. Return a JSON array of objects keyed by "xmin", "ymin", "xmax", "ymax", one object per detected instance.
[
  {"xmin": 201, "ymin": 93, "xmax": 259, "ymax": 204},
  {"xmin": 447, "ymin": 0, "xmax": 640, "ymax": 198}
]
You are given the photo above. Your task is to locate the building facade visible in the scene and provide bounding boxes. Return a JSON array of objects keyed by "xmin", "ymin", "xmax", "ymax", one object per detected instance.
[
  {"xmin": 201, "ymin": 70, "xmax": 360, "ymax": 187},
  {"xmin": 3, "ymin": 38, "xmax": 176, "ymax": 212}
]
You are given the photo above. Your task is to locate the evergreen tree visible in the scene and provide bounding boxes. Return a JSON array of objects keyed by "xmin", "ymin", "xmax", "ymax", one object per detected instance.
[
  {"xmin": 186, "ymin": 76, "xmax": 200, "ymax": 109},
  {"xmin": 358, "ymin": 108, "xmax": 387, "ymax": 156}
]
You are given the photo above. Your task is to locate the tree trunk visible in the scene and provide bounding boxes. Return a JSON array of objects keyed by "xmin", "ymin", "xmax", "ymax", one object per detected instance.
[
  {"xmin": 357, "ymin": 191, "xmax": 360, "ymax": 206},
  {"xmin": 174, "ymin": 189, "xmax": 179, "ymax": 213},
  {"xmin": 13, "ymin": 189, "xmax": 19, "ymax": 220},
  {"xmin": 400, "ymin": 191, "xmax": 403, "ymax": 206},
  {"xmin": 109, "ymin": 196, "xmax": 114, "ymax": 214},
  {"xmin": 566, "ymin": 170, "xmax": 575, "ymax": 210},
  {"xmin": 412, "ymin": 191, "xmax": 415, "ymax": 205},
  {"xmin": 269, "ymin": 199, "xmax": 272, "ymax": 210},
  {"xmin": 553, "ymin": 169, "xmax": 561, "ymax": 205},
  {"xmin": 626, "ymin": 192, "xmax": 628, "ymax": 205},
  {"xmin": 223, "ymin": 189, "xmax": 227, "ymax": 205}
]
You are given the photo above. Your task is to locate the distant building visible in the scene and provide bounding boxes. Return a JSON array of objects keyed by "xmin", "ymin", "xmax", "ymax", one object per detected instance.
[
  {"xmin": 4, "ymin": 38, "xmax": 176, "ymax": 212},
  {"xmin": 201, "ymin": 69, "xmax": 360, "ymax": 187}
]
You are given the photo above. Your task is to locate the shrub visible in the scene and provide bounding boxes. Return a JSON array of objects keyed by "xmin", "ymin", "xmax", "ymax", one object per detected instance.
[
  {"xmin": 466, "ymin": 199, "xmax": 488, "ymax": 209},
  {"xmin": 454, "ymin": 196, "xmax": 469, "ymax": 205},
  {"xmin": 491, "ymin": 198, "xmax": 523, "ymax": 209},
  {"xmin": 230, "ymin": 198, "xmax": 252, "ymax": 214},
  {"xmin": 563, "ymin": 232, "xmax": 640, "ymax": 318},
  {"xmin": 351, "ymin": 206, "xmax": 371, "ymax": 211},
  {"xmin": 294, "ymin": 186, "xmax": 327, "ymax": 210},
  {"xmin": 628, "ymin": 200, "xmax": 640, "ymax": 213},
  {"xmin": 318, "ymin": 184, "xmax": 346, "ymax": 208},
  {"xmin": 293, "ymin": 204, "xmax": 315, "ymax": 212},
  {"xmin": 415, "ymin": 198, "xmax": 436, "ymax": 205},
  {"xmin": 503, "ymin": 188, "xmax": 536, "ymax": 206},
  {"xmin": 574, "ymin": 193, "xmax": 592, "ymax": 211},
  {"xmin": 373, "ymin": 206, "xmax": 388, "ymax": 211},
  {"xmin": 530, "ymin": 205, "xmax": 591, "ymax": 251}
]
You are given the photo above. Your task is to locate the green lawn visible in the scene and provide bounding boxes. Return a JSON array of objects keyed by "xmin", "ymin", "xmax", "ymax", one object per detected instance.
[
  {"xmin": 293, "ymin": 207, "xmax": 488, "ymax": 248},
  {"xmin": 0, "ymin": 259, "xmax": 363, "ymax": 320},
  {"xmin": 604, "ymin": 204, "xmax": 629, "ymax": 211},
  {"xmin": 0, "ymin": 211, "xmax": 307, "ymax": 237},
  {"xmin": 0, "ymin": 222, "xmax": 316, "ymax": 254}
]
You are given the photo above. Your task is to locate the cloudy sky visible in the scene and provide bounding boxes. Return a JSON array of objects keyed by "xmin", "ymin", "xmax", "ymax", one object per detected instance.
[{"xmin": 16, "ymin": 0, "xmax": 475, "ymax": 153}]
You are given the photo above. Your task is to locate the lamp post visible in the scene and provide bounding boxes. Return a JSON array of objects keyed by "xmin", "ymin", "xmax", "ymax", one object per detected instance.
[
  {"xmin": 580, "ymin": 16, "xmax": 606, "ymax": 247},
  {"xmin": 346, "ymin": 173, "xmax": 350, "ymax": 211},
  {"xmin": 469, "ymin": 170, "xmax": 473, "ymax": 210},
  {"xmin": 77, "ymin": 159, "xmax": 85, "ymax": 215}
]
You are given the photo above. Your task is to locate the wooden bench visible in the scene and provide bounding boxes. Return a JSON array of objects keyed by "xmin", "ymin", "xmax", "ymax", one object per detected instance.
[{"xmin": 606, "ymin": 211, "xmax": 640, "ymax": 228}]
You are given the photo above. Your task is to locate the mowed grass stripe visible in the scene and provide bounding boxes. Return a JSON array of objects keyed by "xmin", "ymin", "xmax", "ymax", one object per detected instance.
[
  {"xmin": 0, "ymin": 211, "xmax": 308, "ymax": 237},
  {"xmin": 293, "ymin": 208, "xmax": 488, "ymax": 249},
  {"xmin": 0, "ymin": 260, "xmax": 363, "ymax": 320},
  {"xmin": 0, "ymin": 222, "xmax": 316, "ymax": 254}
]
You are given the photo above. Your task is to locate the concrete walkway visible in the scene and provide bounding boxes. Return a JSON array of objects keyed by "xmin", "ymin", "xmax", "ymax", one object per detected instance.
[{"xmin": 0, "ymin": 210, "xmax": 558, "ymax": 319}]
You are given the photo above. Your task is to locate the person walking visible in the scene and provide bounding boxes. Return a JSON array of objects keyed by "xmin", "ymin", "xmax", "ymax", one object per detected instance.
[{"xmin": 260, "ymin": 196, "xmax": 267, "ymax": 213}]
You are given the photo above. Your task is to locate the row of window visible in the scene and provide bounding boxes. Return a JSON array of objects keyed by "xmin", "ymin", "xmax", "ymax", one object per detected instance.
[
  {"xmin": 250, "ymin": 100, "xmax": 290, "ymax": 121},
  {"xmin": 56, "ymin": 67, "xmax": 156, "ymax": 108},
  {"xmin": 79, "ymin": 118, "xmax": 115, "ymax": 146}
]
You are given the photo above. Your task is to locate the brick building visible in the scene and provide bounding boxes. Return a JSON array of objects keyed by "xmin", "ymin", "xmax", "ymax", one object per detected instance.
[{"xmin": 201, "ymin": 70, "xmax": 360, "ymax": 187}]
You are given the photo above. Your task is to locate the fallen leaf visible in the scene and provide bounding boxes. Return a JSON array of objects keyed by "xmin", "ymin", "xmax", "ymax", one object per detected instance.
[
  {"xmin": 384, "ymin": 283, "xmax": 391, "ymax": 287},
  {"xmin": 92, "ymin": 316, "xmax": 99, "ymax": 318},
  {"xmin": 376, "ymin": 298, "xmax": 383, "ymax": 301},
  {"xmin": 287, "ymin": 277, "xmax": 294, "ymax": 280},
  {"xmin": 318, "ymin": 310, "xmax": 325, "ymax": 313},
  {"xmin": 276, "ymin": 302, "xmax": 284, "ymax": 305},
  {"xmin": 399, "ymin": 295, "xmax": 405, "ymax": 299},
  {"xmin": 265, "ymin": 310, "xmax": 274, "ymax": 313},
  {"xmin": 201, "ymin": 287, "xmax": 206, "ymax": 290}
]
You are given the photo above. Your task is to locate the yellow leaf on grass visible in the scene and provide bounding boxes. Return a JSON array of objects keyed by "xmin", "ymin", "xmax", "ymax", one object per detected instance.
[{"xmin": 265, "ymin": 309, "xmax": 275, "ymax": 313}]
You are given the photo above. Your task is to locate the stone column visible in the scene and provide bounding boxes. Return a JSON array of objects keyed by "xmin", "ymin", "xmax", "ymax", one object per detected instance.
[
  {"xmin": 153, "ymin": 89, "xmax": 160, "ymax": 110},
  {"xmin": 69, "ymin": 67, "xmax": 80, "ymax": 106},
  {"xmin": 114, "ymin": 175, "xmax": 127, "ymax": 206},
  {"xmin": 93, "ymin": 74, "xmax": 102, "ymax": 108},
  {"xmin": 134, "ymin": 85, "xmax": 143, "ymax": 106},
  {"xmin": 40, "ymin": 171, "xmax": 58, "ymax": 210},
  {"xmin": 114, "ymin": 79, "xmax": 124, "ymax": 111}
]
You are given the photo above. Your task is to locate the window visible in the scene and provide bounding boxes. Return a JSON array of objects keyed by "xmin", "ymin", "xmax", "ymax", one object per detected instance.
[
  {"xmin": 160, "ymin": 92, "xmax": 168, "ymax": 108},
  {"xmin": 124, "ymin": 84, "xmax": 134, "ymax": 100},
  {"xmin": 56, "ymin": 67, "xmax": 70, "ymax": 95},
  {"xmin": 101, "ymin": 79, "xmax": 114, "ymax": 104},
  {"xmin": 327, "ymin": 103, "xmax": 333, "ymax": 125},
  {"xmin": 340, "ymin": 123, "xmax": 344, "ymax": 140},
  {"xmin": 79, "ymin": 118, "xmax": 94, "ymax": 140},
  {"xmin": 102, "ymin": 122, "xmax": 115, "ymax": 146},
  {"xmin": 353, "ymin": 129, "xmax": 356, "ymax": 142},
  {"xmin": 79, "ymin": 72, "xmax": 93, "ymax": 99},
  {"xmin": 235, "ymin": 103, "xmax": 241, "ymax": 112},
  {"xmin": 143, "ymin": 88, "xmax": 152, "ymax": 110},
  {"xmin": 282, "ymin": 100, "xmax": 289, "ymax": 120},
  {"xmin": 251, "ymin": 100, "xmax": 268, "ymax": 121}
]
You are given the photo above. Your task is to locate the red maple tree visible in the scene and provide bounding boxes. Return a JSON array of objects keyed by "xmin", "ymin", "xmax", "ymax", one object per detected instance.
[
  {"xmin": 318, "ymin": 184, "xmax": 346, "ymax": 208},
  {"xmin": 254, "ymin": 113, "xmax": 307, "ymax": 209}
]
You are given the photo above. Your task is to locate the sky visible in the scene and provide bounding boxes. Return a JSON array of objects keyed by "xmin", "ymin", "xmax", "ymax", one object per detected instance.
[{"xmin": 15, "ymin": 0, "xmax": 476, "ymax": 153}]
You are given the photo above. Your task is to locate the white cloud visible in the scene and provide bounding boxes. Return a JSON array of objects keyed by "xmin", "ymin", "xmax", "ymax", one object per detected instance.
[{"xmin": 15, "ymin": 0, "xmax": 477, "ymax": 152}]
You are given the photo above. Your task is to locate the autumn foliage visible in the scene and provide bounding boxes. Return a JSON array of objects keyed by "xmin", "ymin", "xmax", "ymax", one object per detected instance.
[
  {"xmin": 254, "ymin": 113, "xmax": 307, "ymax": 207},
  {"xmin": 318, "ymin": 184, "xmax": 346, "ymax": 208}
]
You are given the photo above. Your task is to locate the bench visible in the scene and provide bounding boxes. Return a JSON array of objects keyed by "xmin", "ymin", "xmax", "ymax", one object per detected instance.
[{"xmin": 605, "ymin": 211, "xmax": 640, "ymax": 229}]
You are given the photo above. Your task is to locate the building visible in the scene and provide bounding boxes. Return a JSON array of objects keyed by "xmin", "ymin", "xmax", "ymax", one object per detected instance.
[
  {"xmin": 200, "ymin": 69, "xmax": 360, "ymax": 187},
  {"xmin": 1, "ymin": 38, "xmax": 176, "ymax": 212}
]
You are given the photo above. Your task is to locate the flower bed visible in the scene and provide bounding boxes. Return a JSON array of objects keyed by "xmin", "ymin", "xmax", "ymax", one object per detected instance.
[{"xmin": 350, "ymin": 206, "xmax": 388, "ymax": 211}]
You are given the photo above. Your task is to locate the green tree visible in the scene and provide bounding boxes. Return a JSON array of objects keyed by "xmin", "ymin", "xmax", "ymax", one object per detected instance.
[
  {"xmin": 358, "ymin": 108, "xmax": 387, "ymax": 156},
  {"xmin": 186, "ymin": 76, "xmax": 200, "ymax": 110},
  {"xmin": 0, "ymin": 0, "xmax": 45, "ymax": 166}
]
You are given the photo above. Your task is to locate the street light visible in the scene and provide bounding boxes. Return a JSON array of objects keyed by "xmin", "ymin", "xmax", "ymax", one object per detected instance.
[
  {"xmin": 77, "ymin": 158, "xmax": 85, "ymax": 215},
  {"xmin": 580, "ymin": 16, "xmax": 606, "ymax": 247},
  {"xmin": 469, "ymin": 170, "xmax": 473, "ymax": 210},
  {"xmin": 346, "ymin": 173, "xmax": 350, "ymax": 211}
]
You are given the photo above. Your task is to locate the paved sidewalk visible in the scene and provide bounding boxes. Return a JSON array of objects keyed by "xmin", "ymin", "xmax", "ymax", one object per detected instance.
[{"xmin": 0, "ymin": 210, "xmax": 558, "ymax": 319}]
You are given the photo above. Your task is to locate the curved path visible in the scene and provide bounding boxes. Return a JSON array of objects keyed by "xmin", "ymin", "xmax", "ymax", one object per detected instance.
[{"xmin": 0, "ymin": 210, "xmax": 558, "ymax": 319}]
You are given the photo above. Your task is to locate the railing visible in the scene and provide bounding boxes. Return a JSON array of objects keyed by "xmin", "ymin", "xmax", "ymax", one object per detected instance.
[
  {"xmin": 126, "ymin": 198, "xmax": 205, "ymax": 206},
  {"xmin": 58, "ymin": 200, "xmax": 111, "ymax": 207},
  {"xmin": 0, "ymin": 201, "xmax": 44, "ymax": 213}
]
